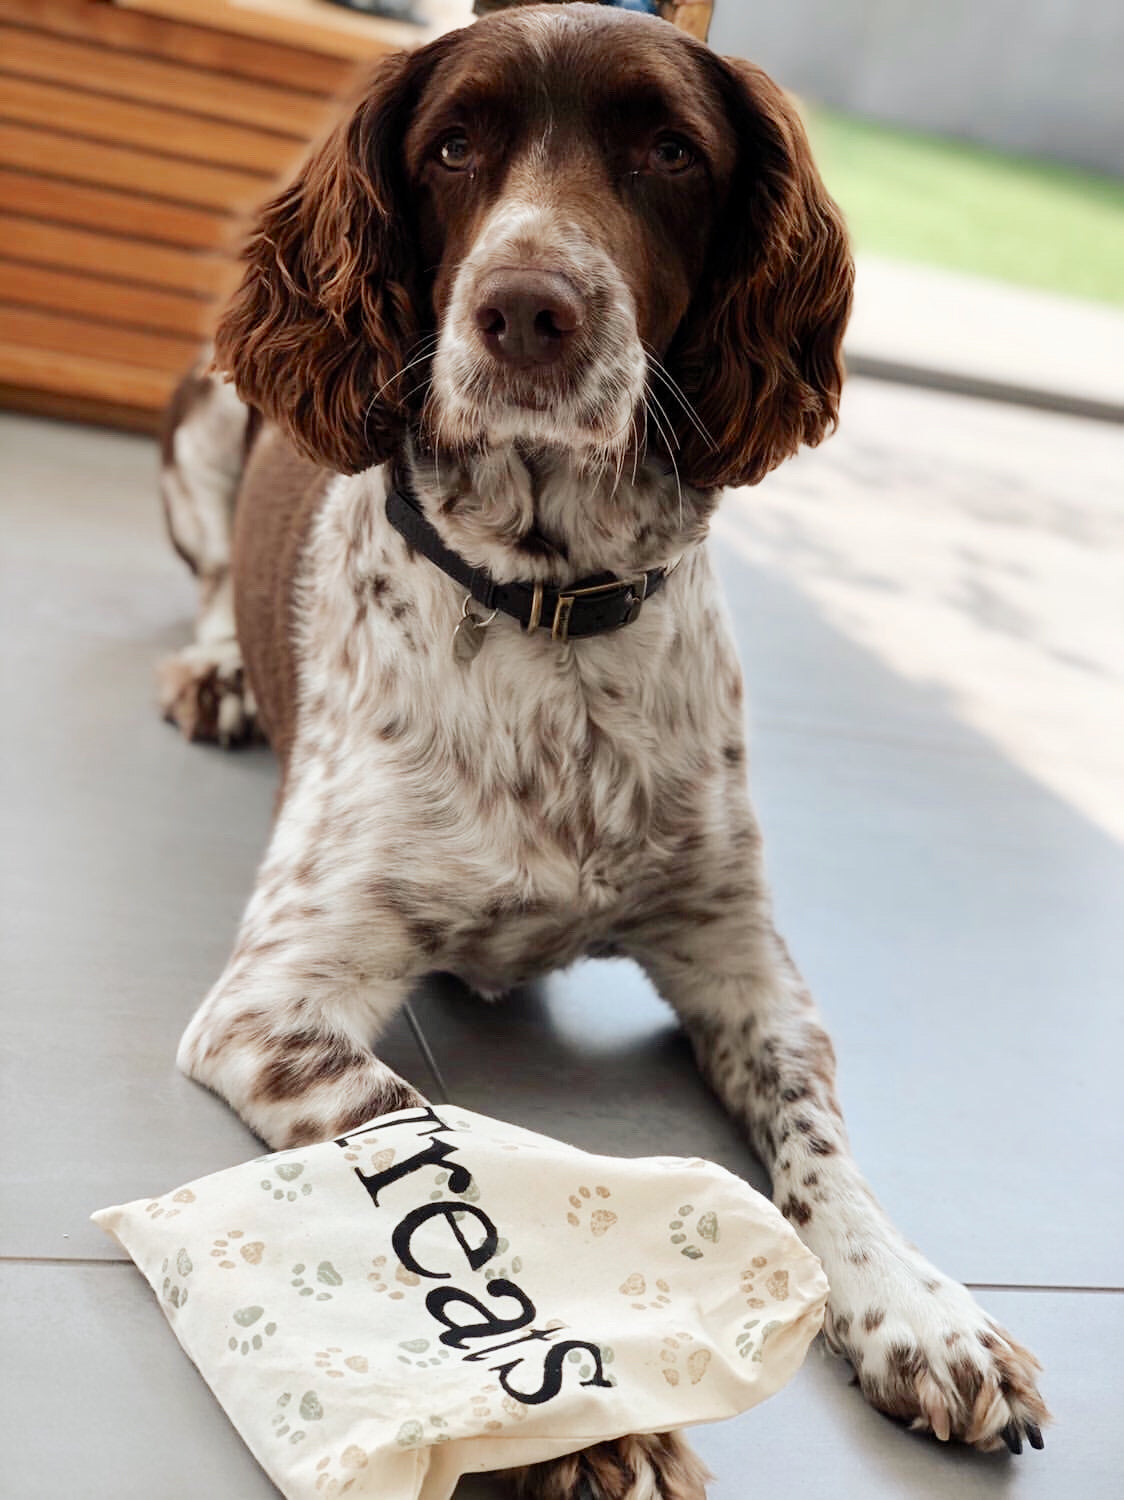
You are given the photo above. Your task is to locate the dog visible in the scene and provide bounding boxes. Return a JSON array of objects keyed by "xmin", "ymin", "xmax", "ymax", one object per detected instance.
[{"xmin": 159, "ymin": 5, "xmax": 1048, "ymax": 1493}]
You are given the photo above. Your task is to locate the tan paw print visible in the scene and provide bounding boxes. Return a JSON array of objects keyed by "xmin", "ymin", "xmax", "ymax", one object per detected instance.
[
  {"xmin": 314, "ymin": 1348, "xmax": 371, "ymax": 1380},
  {"xmin": 658, "ymin": 1333, "xmax": 711, "ymax": 1387},
  {"xmin": 340, "ymin": 1144, "xmax": 396, "ymax": 1174},
  {"xmin": 619, "ymin": 1272, "xmax": 673, "ymax": 1312},
  {"xmin": 210, "ymin": 1230, "xmax": 265, "ymax": 1270},
  {"xmin": 366, "ymin": 1255, "xmax": 418, "ymax": 1300},
  {"xmin": 314, "ymin": 1444, "xmax": 369, "ymax": 1495},
  {"xmin": 668, "ymin": 1203, "xmax": 720, "ymax": 1260},
  {"xmin": 469, "ymin": 1382, "xmax": 506, "ymax": 1435},
  {"xmin": 740, "ymin": 1255, "xmax": 769, "ymax": 1307},
  {"xmin": 566, "ymin": 1185, "xmax": 616, "ymax": 1236},
  {"xmin": 144, "ymin": 1188, "xmax": 195, "ymax": 1222}
]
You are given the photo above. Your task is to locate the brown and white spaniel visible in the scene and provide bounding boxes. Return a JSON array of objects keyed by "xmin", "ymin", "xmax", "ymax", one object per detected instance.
[{"xmin": 158, "ymin": 5, "xmax": 1048, "ymax": 1493}]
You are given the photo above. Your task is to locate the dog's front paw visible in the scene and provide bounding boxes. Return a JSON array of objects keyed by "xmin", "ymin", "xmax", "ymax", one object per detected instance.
[
  {"xmin": 157, "ymin": 639, "xmax": 258, "ymax": 747},
  {"xmin": 512, "ymin": 1431, "xmax": 710, "ymax": 1499},
  {"xmin": 827, "ymin": 1250, "xmax": 1048, "ymax": 1453}
]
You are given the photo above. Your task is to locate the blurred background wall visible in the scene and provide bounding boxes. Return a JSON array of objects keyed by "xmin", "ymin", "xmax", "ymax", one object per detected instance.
[{"xmin": 711, "ymin": 0, "xmax": 1124, "ymax": 176}]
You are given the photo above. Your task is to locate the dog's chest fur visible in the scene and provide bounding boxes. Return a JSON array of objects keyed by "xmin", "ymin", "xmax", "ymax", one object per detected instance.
[{"xmin": 267, "ymin": 456, "xmax": 747, "ymax": 993}]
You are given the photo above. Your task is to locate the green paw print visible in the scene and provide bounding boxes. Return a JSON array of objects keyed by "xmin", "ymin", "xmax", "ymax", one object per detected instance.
[
  {"xmin": 271, "ymin": 1389, "xmax": 323, "ymax": 1444},
  {"xmin": 668, "ymin": 1204, "xmax": 720, "ymax": 1259},
  {"xmin": 736, "ymin": 1317, "xmax": 783, "ymax": 1361},
  {"xmin": 291, "ymin": 1261, "xmax": 342, "ymax": 1300},
  {"xmin": 396, "ymin": 1337, "xmax": 453, "ymax": 1369},
  {"xmin": 481, "ymin": 1237, "xmax": 524, "ymax": 1282},
  {"xmin": 261, "ymin": 1162, "xmax": 313, "ymax": 1202},
  {"xmin": 160, "ymin": 1248, "xmax": 193, "ymax": 1309},
  {"xmin": 228, "ymin": 1305, "xmax": 278, "ymax": 1355},
  {"xmin": 429, "ymin": 1169, "xmax": 480, "ymax": 1203},
  {"xmin": 566, "ymin": 1344, "xmax": 616, "ymax": 1387},
  {"xmin": 396, "ymin": 1412, "xmax": 455, "ymax": 1448}
]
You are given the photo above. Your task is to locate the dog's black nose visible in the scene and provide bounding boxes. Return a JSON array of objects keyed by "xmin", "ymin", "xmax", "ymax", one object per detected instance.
[{"xmin": 474, "ymin": 270, "xmax": 583, "ymax": 367}]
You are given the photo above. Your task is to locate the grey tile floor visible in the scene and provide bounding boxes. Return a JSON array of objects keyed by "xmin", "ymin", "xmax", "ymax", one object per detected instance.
[{"xmin": 1, "ymin": 383, "xmax": 1121, "ymax": 1496}]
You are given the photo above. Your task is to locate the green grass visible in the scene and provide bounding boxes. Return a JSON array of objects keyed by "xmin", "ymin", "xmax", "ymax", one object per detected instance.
[{"xmin": 803, "ymin": 107, "xmax": 1124, "ymax": 308}]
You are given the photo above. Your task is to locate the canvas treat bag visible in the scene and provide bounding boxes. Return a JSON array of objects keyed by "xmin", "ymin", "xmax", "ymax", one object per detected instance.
[{"xmin": 94, "ymin": 1105, "xmax": 829, "ymax": 1499}]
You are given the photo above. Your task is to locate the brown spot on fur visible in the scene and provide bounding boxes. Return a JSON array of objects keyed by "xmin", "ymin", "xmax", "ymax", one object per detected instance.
[
  {"xmin": 944, "ymin": 1331, "xmax": 962, "ymax": 1347},
  {"xmin": 202, "ymin": 1007, "xmax": 269, "ymax": 1066},
  {"xmin": 329, "ymin": 1078, "xmax": 426, "ymax": 1138},
  {"xmin": 862, "ymin": 1307, "xmax": 885, "ymax": 1333},
  {"xmin": 254, "ymin": 1030, "xmax": 373, "ymax": 1104},
  {"xmin": 780, "ymin": 1196, "xmax": 813, "ymax": 1227},
  {"xmin": 802, "ymin": 1171, "xmax": 818, "ymax": 1187},
  {"xmin": 847, "ymin": 1246, "xmax": 870, "ymax": 1265},
  {"xmin": 808, "ymin": 1135, "xmax": 836, "ymax": 1156}
]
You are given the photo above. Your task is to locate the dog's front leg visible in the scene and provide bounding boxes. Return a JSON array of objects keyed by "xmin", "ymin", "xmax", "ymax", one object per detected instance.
[
  {"xmin": 629, "ymin": 853, "xmax": 1049, "ymax": 1453},
  {"xmin": 177, "ymin": 784, "xmax": 428, "ymax": 1149}
]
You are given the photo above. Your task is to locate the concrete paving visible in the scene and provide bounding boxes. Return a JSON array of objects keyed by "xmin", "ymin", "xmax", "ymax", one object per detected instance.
[
  {"xmin": 1, "ymin": 384, "xmax": 1121, "ymax": 1496},
  {"xmin": 847, "ymin": 254, "xmax": 1124, "ymax": 420}
]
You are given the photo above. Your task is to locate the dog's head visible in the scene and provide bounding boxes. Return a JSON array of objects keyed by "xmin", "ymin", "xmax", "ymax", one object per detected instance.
[{"xmin": 215, "ymin": 3, "xmax": 852, "ymax": 491}]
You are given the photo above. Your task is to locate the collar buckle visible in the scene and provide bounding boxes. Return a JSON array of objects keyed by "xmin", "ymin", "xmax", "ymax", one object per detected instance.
[{"xmin": 550, "ymin": 573, "xmax": 650, "ymax": 644}]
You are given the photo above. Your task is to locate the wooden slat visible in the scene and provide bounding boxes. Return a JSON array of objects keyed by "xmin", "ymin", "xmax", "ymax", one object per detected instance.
[
  {"xmin": 0, "ymin": 121, "xmax": 272, "ymax": 212},
  {"xmin": 0, "ymin": 339, "xmax": 175, "ymax": 413},
  {"xmin": 0, "ymin": 302, "xmax": 200, "ymax": 372},
  {"xmin": 0, "ymin": 168, "xmax": 228, "ymax": 251},
  {"xmin": 0, "ymin": 259, "xmax": 215, "ymax": 339},
  {"xmin": 0, "ymin": 1, "xmax": 355, "ymax": 95},
  {"xmin": 0, "ymin": 74, "xmax": 306, "ymax": 173},
  {"xmin": 0, "ymin": 24, "xmax": 336, "ymax": 138},
  {"xmin": 2, "ymin": 213, "xmax": 232, "ymax": 296},
  {"xmin": 115, "ymin": 0, "xmax": 429, "ymax": 61},
  {"xmin": 0, "ymin": 380, "xmax": 163, "ymax": 434}
]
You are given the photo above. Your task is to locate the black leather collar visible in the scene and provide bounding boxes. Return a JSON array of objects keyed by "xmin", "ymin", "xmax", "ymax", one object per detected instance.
[{"xmin": 385, "ymin": 483, "xmax": 669, "ymax": 643}]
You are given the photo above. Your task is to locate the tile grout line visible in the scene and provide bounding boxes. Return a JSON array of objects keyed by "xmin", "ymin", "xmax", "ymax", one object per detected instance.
[
  {"xmin": 404, "ymin": 999, "xmax": 451, "ymax": 1103},
  {"xmin": 2, "ymin": 1256, "xmax": 1122, "ymax": 1294}
]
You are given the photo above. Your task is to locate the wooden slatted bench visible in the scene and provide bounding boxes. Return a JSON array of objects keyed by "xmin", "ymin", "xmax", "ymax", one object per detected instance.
[{"xmin": 0, "ymin": 0, "xmax": 466, "ymax": 431}]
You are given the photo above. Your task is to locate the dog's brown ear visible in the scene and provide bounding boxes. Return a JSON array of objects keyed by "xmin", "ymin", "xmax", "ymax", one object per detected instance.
[
  {"xmin": 670, "ymin": 58, "xmax": 854, "ymax": 490},
  {"xmin": 213, "ymin": 50, "xmax": 423, "ymax": 475}
]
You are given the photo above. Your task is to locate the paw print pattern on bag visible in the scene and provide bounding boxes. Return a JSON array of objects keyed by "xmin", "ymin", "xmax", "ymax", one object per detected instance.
[
  {"xmin": 291, "ymin": 1261, "xmax": 342, "ymax": 1300},
  {"xmin": 619, "ymin": 1272, "xmax": 673, "ymax": 1311},
  {"xmin": 260, "ymin": 1161, "xmax": 313, "ymax": 1202},
  {"xmin": 160, "ymin": 1248, "xmax": 193, "ymax": 1309},
  {"xmin": 657, "ymin": 1333, "xmax": 711, "ymax": 1387},
  {"xmin": 566, "ymin": 1185, "xmax": 617, "ymax": 1235},
  {"xmin": 314, "ymin": 1348, "xmax": 371, "ymax": 1379},
  {"xmin": 735, "ymin": 1317, "xmax": 784, "ymax": 1362},
  {"xmin": 668, "ymin": 1204, "xmax": 720, "ymax": 1260},
  {"xmin": 227, "ymin": 1304, "xmax": 278, "ymax": 1355}
]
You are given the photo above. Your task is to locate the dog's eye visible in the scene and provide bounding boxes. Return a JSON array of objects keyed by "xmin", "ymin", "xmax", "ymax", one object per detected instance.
[
  {"xmin": 649, "ymin": 135, "xmax": 695, "ymax": 174},
  {"xmin": 438, "ymin": 133, "xmax": 472, "ymax": 171}
]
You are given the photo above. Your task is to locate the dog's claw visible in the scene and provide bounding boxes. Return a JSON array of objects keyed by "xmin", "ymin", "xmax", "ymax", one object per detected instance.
[
  {"xmin": 1001, "ymin": 1421, "xmax": 1023, "ymax": 1455},
  {"xmin": 1026, "ymin": 1421, "xmax": 1045, "ymax": 1451}
]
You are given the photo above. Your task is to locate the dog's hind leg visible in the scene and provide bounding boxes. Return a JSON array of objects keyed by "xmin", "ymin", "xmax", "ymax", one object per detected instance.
[{"xmin": 157, "ymin": 360, "xmax": 259, "ymax": 745}]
